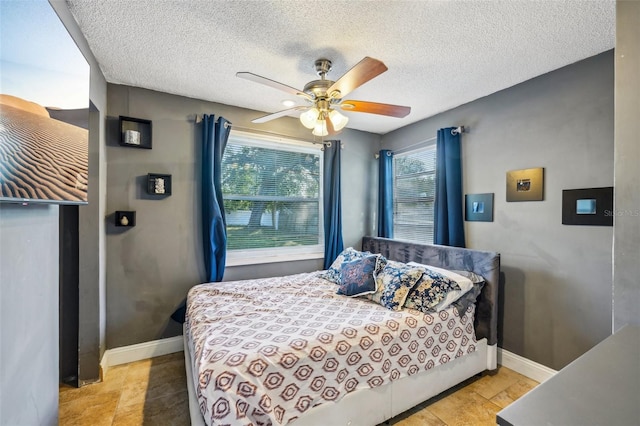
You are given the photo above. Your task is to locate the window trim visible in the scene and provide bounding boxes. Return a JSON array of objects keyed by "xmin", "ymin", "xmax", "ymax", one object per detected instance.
[
  {"xmin": 223, "ymin": 130, "xmax": 324, "ymax": 265},
  {"xmin": 226, "ymin": 247, "xmax": 324, "ymax": 267}
]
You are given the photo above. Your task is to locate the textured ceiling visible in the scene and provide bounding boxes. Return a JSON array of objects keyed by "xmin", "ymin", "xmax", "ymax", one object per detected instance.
[{"xmin": 65, "ymin": 0, "xmax": 615, "ymax": 135}]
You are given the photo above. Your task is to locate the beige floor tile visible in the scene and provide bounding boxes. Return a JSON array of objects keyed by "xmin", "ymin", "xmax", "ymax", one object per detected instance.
[
  {"xmin": 59, "ymin": 390, "xmax": 120, "ymax": 426},
  {"xmin": 464, "ymin": 366, "xmax": 531, "ymax": 400},
  {"xmin": 119, "ymin": 357, "xmax": 186, "ymax": 409},
  {"xmin": 118, "ymin": 378, "xmax": 150, "ymax": 409},
  {"xmin": 59, "ymin": 365, "xmax": 129, "ymax": 405},
  {"xmin": 111, "ymin": 404, "xmax": 145, "ymax": 426},
  {"xmin": 113, "ymin": 390, "xmax": 190, "ymax": 426},
  {"xmin": 489, "ymin": 377, "xmax": 539, "ymax": 409},
  {"xmin": 426, "ymin": 387, "xmax": 503, "ymax": 426},
  {"xmin": 391, "ymin": 407, "xmax": 446, "ymax": 426},
  {"xmin": 126, "ymin": 352, "xmax": 184, "ymax": 371}
]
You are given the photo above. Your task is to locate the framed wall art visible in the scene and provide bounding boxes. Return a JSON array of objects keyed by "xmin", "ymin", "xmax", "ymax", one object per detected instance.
[
  {"xmin": 0, "ymin": 0, "xmax": 90, "ymax": 205},
  {"xmin": 562, "ymin": 187, "xmax": 613, "ymax": 226},
  {"xmin": 506, "ymin": 167, "xmax": 544, "ymax": 202},
  {"xmin": 465, "ymin": 193, "xmax": 494, "ymax": 222}
]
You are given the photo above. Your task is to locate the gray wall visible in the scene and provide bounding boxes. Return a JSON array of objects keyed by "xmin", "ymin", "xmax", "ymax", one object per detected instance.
[
  {"xmin": 0, "ymin": 205, "xmax": 60, "ymax": 426},
  {"xmin": 613, "ymin": 1, "xmax": 640, "ymax": 332},
  {"xmin": 381, "ymin": 52, "xmax": 614, "ymax": 370},
  {"xmin": 50, "ymin": 0, "xmax": 109, "ymax": 384},
  {"xmin": 105, "ymin": 84, "xmax": 379, "ymax": 348}
]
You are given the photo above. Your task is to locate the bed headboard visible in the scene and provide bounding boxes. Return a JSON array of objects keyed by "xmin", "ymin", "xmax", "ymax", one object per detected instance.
[{"xmin": 362, "ymin": 236, "xmax": 500, "ymax": 346}]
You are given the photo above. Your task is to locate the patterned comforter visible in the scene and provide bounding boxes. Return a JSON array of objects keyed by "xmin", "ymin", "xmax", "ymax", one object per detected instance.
[{"xmin": 186, "ymin": 272, "xmax": 477, "ymax": 426}]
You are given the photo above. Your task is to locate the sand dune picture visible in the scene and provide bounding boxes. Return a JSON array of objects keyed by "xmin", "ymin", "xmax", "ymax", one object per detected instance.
[
  {"xmin": 1, "ymin": 0, "xmax": 90, "ymax": 204},
  {"xmin": 0, "ymin": 95, "xmax": 88, "ymax": 203}
]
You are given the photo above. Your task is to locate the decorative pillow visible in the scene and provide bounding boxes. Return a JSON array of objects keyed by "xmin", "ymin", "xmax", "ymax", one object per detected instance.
[
  {"xmin": 403, "ymin": 262, "xmax": 467, "ymax": 313},
  {"xmin": 451, "ymin": 270, "xmax": 486, "ymax": 316},
  {"xmin": 336, "ymin": 255, "xmax": 379, "ymax": 297},
  {"xmin": 452, "ymin": 281, "xmax": 485, "ymax": 316},
  {"xmin": 318, "ymin": 247, "xmax": 386, "ymax": 284},
  {"xmin": 367, "ymin": 260, "xmax": 424, "ymax": 311}
]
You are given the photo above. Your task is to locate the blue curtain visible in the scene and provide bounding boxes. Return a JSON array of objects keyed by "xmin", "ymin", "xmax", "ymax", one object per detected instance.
[
  {"xmin": 434, "ymin": 128, "xmax": 466, "ymax": 247},
  {"xmin": 323, "ymin": 141, "xmax": 344, "ymax": 269},
  {"xmin": 377, "ymin": 150, "xmax": 394, "ymax": 238},
  {"xmin": 202, "ymin": 114, "xmax": 231, "ymax": 282},
  {"xmin": 171, "ymin": 114, "xmax": 230, "ymax": 324}
]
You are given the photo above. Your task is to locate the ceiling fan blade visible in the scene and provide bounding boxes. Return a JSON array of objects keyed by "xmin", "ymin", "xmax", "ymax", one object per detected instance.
[
  {"xmin": 237, "ymin": 72, "xmax": 313, "ymax": 101},
  {"xmin": 251, "ymin": 106, "xmax": 309, "ymax": 124},
  {"xmin": 326, "ymin": 57, "xmax": 388, "ymax": 99},
  {"xmin": 339, "ymin": 100, "xmax": 411, "ymax": 118},
  {"xmin": 325, "ymin": 116, "xmax": 339, "ymax": 136}
]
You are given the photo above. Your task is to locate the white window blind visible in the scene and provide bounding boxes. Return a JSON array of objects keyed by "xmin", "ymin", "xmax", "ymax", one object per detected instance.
[
  {"xmin": 393, "ymin": 145, "xmax": 437, "ymax": 244},
  {"xmin": 222, "ymin": 131, "xmax": 323, "ymax": 254}
]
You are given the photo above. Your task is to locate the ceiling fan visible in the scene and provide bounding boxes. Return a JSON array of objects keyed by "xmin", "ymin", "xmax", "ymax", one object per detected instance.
[{"xmin": 237, "ymin": 57, "xmax": 411, "ymax": 136}]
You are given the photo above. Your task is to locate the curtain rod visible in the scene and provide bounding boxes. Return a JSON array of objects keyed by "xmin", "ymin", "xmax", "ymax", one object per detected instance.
[
  {"xmin": 195, "ymin": 115, "xmax": 332, "ymax": 147},
  {"xmin": 375, "ymin": 126, "xmax": 468, "ymax": 158}
]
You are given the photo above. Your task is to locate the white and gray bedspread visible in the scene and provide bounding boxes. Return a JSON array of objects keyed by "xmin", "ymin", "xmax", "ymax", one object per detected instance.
[{"xmin": 186, "ymin": 272, "xmax": 477, "ymax": 426}]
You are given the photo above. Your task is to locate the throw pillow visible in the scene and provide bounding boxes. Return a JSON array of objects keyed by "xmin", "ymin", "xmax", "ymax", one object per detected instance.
[
  {"xmin": 403, "ymin": 267, "xmax": 461, "ymax": 313},
  {"xmin": 368, "ymin": 260, "xmax": 424, "ymax": 311},
  {"xmin": 336, "ymin": 255, "xmax": 379, "ymax": 297}
]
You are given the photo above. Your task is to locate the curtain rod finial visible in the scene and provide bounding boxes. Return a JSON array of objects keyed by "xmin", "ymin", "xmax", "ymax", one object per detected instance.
[{"xmin": 451, "ymin": 126, "xmax": 467, "ymax": 135}]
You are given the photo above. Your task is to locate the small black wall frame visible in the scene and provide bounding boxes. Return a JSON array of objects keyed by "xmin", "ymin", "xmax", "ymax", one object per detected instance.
[
  {"xmin": 562, "ymin": 187, "xmax": 613, "ymax": 226},
  {"xmin": 465, "ymin": 193, "xmax": 494, "ymax": 222}
]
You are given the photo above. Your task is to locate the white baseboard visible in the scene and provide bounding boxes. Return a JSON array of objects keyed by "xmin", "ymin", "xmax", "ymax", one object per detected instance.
[
  {"xmin": 498, "ymin": 348, "xmax": 557, "ymax": 383},
  {"xmin": 100, "ymin": 335, "xmax": 184, "ymax": 376}
]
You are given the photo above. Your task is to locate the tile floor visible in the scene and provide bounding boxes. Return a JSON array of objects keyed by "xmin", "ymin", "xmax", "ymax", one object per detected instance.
[{"xmin": 59, "ymin": 352, "xmax": 538, "ymax": 426}]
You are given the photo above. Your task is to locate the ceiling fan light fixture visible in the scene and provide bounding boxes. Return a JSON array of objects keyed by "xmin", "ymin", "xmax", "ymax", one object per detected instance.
[
  {"xmin": 328, "ymin": 109, "xmax": 349, "ymax": 131},
  {"xmin": 300, "ymin": 108, "xmax": 319, "ymax": 129},
  {"xmin": 312, "ymin": 120, "xmax": 328, "ymax": 137}
]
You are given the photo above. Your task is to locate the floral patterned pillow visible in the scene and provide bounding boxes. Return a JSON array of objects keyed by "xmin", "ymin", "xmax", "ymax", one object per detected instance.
[
  {"xmin": 319, "ymin": 247, "xmax": 386, "ymax": 284},
  {"xmin": 336, "ymin": 255, "xmax": 379, "ymax": 297},
  {"xmin": 403, "ymin": 267, "xmax": 461, "ymax": 313},
  {"xmin": 367, "ymin": 260, "xmax": 424, "ymax": 311}
]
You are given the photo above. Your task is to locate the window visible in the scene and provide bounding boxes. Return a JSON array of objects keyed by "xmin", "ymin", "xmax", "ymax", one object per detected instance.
[
  {"xmin": 222, "ymin": 131, "xmax": 323, "ymax": 264},
  {"xmin": 393, "ymin": 145, "xmax": 437, "ymax": 243}
]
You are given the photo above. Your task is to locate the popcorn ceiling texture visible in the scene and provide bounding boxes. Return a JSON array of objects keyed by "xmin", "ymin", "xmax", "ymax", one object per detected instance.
[{"xmin": 65, "ymin": 0, "xmax": 614, "ymax": 134}]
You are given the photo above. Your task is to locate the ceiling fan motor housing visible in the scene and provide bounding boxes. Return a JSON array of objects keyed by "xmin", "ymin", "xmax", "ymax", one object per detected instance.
[
  {"xmin": 314, "ymin": 58, "xmax": 332, "ymax": 77},
  {"xmin": 303, "ymin": 79, "xmax": 334, "ymax": 100}
]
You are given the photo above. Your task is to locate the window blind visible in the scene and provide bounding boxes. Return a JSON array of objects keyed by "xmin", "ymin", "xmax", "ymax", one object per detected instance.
[
  {"xmin": 393, "ymin": 145, "xmax": 437, "ymax": 244},
  {"xmin": 222, "ymin": 133, "xmax": 322, "ymax": 251}
]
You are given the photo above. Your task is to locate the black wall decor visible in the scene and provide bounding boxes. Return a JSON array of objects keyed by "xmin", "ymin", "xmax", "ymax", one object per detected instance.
[
  {"xmin": 562, "ymin": 187, "xmax": 613, "ymax": 226},
  {"xmin": 115, "ymin": 211, "xmax": 136, "ymax": 227},
  {"xmin": 465, "ymin": 193, "xmax": 494, "ymax": 222},
  {"xmin": 147, "ymin": 173, "xmax": 172, "ymax": 196},
  {"xmin": 119, "ymin": 116, "xmax": 152, "ymax": 149}
]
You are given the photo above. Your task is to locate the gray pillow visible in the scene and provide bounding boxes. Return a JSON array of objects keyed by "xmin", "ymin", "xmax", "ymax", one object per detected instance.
[{"xmin": 451, "ymin": 270, "xmax": 486, "ymax": 316}]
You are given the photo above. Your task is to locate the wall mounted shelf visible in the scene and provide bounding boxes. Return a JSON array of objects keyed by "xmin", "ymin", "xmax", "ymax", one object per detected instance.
[
  {"xmin": 119, "ymin": 116, "xmax": 152, "ymax": 149},
  {"xmin": 115, "ymin": 211, "xmax": 136, "ymax": 227},
  {"xmin": 147, "ymin": 173, "xmax": 172, "ymax": 196}
]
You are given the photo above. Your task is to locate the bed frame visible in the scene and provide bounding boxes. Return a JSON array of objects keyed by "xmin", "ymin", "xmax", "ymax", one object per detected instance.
[{"xmin": 184, "ymin": 236, "xmax": 500, "ymax": 426}]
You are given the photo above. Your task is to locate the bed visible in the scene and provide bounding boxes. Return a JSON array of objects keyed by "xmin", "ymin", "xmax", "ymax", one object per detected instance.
[{"xmin": 184, "ymin": 236, "xmax": 500, "ymax": 426}]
